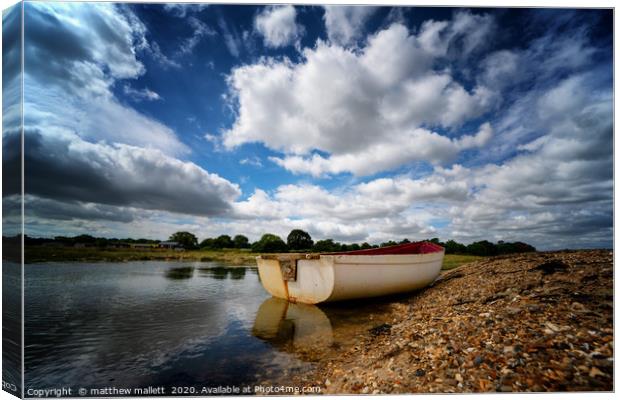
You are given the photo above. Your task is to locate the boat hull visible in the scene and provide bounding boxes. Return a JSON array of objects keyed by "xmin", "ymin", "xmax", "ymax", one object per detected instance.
[{"xmin": 257, "ymin": 251, "xmax": 444, "ymax": 304}]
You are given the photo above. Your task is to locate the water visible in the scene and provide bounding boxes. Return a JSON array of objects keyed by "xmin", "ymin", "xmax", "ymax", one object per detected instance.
[
  {"xmin": 3, "ymin": 262, "xmax": 22, "ymax": 395},
  {"xmin": 23, "ymin": 261, "xmax": 400, "ymax": 395}
]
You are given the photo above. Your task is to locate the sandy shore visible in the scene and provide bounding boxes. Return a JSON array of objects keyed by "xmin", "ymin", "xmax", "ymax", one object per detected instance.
[{"xmin": 294, "ymin": 250, "xmax": 613, "ymax": 393}]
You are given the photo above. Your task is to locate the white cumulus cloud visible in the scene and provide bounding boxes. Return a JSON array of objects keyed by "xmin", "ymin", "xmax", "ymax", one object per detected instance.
[
  {"xmin": 224, "ymin": 19, "xmax": 495, "ymax": 176},
  {"xmin": 255, "ymin": 5, "xmax": 303, "ymax": 48},
  {"xmin": 123, "ymin": 84, "xmax": 162, "ymax": 101},
  {"xmin": 322, "ymin": 5, "xmax": 376, "ymax": 47},
  {"xmin": 270, "ymin": 123, "xmax": 493, "ymax": 177}
]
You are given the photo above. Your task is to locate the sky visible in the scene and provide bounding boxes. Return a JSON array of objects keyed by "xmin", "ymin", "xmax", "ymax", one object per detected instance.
[{"xmin": 1, "ymin": 2, "xmax": 614, "ymax": 249}]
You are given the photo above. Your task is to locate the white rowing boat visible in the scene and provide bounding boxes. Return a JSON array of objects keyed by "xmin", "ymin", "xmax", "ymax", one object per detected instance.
[{"xmin": 256, "ymin": 241, "xmax": 445, "ymax": 304}]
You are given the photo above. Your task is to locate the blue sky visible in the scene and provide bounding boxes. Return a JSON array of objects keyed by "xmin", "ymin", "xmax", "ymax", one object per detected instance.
[{"xmin": 2, "ymin": 2, "xmax": 613, "ymax": 249}]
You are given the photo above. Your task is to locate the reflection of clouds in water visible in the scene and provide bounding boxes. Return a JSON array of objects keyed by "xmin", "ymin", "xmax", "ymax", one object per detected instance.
[
  {"xmin": 197, "ymin": 267, "xmax": 263, "ymax": 328},
  {"xmin": 24, "ymin": 262, "xmax": 267, "ymax": 388},
  {"xmin": 3, "ymin": 262, "xmax": 22, "ymax": 391},
  {"xmin": 29, "ymin": 288, "xmax": 232, "ymax": 387}
]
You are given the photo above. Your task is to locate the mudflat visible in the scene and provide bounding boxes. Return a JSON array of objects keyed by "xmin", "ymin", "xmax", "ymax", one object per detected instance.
[{"xmin": 295, "ymin": 250, "xmax": 613, "ymax": 393}]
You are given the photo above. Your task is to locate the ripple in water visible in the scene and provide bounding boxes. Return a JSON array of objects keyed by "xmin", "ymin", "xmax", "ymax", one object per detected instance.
[{"xmin": 24, "ymin": 261, "xmax": 402, "ymax": 393}]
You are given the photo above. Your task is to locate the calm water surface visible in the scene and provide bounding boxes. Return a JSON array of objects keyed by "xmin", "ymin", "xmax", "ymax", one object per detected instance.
[
  {"xmin": 24, "ymin": 261, "xmax": 397, "ymax": 394},
  {"xmin": 3, "ymin": 262, "xmax": 22, "ymax": 394}
]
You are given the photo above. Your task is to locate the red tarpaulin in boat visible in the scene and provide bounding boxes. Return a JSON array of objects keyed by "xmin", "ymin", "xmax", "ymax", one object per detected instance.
[{"xmin": 328, "ymin": 241, "xmax": 444, "ymax": 256}]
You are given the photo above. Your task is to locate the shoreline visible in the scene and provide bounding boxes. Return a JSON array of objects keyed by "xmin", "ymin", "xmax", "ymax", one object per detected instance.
[
  {"xmin": 19, "ymin": 246, "xmax": 258, "ymax": 265},
  {"xmin": 15, "ymin": 246, "xmax": 482, "ymax": 269},
  {"xmin": 6, "ymin": 249, "xmax": 613, "ymax": 393},
  {"xmin": 291, "ymin": 250, "xmax": 613, "ymax": 393}
]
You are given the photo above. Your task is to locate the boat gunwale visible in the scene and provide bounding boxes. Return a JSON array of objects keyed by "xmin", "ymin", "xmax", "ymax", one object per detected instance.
[
  {"xmin": 257, "ymin": 251, "xmax": 445, "ymax": 266},
  {"xmin": 256, "ymin": 252, "xmax": 444, "ymax": 259},
  {"xmin": 256, "ymin": 241, "xmax": 444, "ymax": 261},
  {"xmin": 257, "ymin": 250, "xmax": 445, "ymax": 259},
  {"xmin": 328, "ymin": 252, "xmax": 445, "ymax": 265}
]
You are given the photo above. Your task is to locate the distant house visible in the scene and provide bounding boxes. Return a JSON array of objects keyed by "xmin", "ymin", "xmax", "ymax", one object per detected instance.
[
  {"xmin": 131, "ymin": 243, "xmax": 156, "ymax": 250},
  {"xmin": 158, "ymin": 241, "xmax": 183, "ymax": 249}
]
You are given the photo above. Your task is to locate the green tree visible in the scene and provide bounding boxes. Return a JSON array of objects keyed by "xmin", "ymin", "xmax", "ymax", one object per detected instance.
[
  {"xmin": 233, "ymin": 235, "xmax": 250, "ymax": 248},
  {"xmin": 339, "ymin": 243, "xmax": 361, "ymax": 251},
  {"xmin": 252, "ymin": 234, "xmax": 288, "ymax": 253},
  {"xmin": 496, "ymin": 241, "xmax": 536, "ymax": 254},
  {"xmin": 200, "ymin": 238, "xmax": 215, "ymax": 249},
  {"xmin": 74, "ymin": 234, "xmax": 96, "ymax": 244},
  {"xmin": 466, "ymin": 240, "xmax": 497, "ymax": 256},
  {"xmin": 444, "ymin": 240, "xmax": 467, "ymax": 254},
  {"xmin": 313, "ymin": 239, "xmax": 341, "ymax": 252},
  {"xmin": 286, "ymin": 229, "xmax": 314, "ymax": 250},
  {"xmin": 360, "ymin": 242, "xmax": 372, "ymax": 249},
  {"xmin": 169, "ymin": 231, "xmax": 198, "ymax": 249},
  {"xmin": 214, "ymin": 235, "xmax": 234, "ymax": 249}
]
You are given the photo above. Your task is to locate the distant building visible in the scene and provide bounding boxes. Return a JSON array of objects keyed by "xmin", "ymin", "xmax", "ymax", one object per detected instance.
[
  {"xmin": 158, "ymin": 241, "xmax": 183, "ymax": 249},
  {"xmin": 131, "ymin": 243, "xmax": 155, "ymax": 249}
]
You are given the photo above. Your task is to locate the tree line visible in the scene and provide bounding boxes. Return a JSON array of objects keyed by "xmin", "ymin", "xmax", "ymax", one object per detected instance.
[{"xmin": 16, "ymin": 229, "xmax": 536, "ymax": 257}]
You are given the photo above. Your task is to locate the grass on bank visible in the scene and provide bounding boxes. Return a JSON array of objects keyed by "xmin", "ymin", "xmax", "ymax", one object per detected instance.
[
  {"xmin": 440, "ymin": 254, "xmax": 484, "ymax": 270},
  {"xmin": 23, "ymin": 247, "xmax": 257, "ymax": 265},
  {"xmin": 23, "ymin": 246, "xmax": 483, "ymax": 269}
]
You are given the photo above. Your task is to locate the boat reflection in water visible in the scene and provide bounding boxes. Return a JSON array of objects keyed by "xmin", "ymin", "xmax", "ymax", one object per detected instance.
[
  {"xmin": 252, "ymin": 294, "xmax": 403, "ymax": 361},
  {"xmin": 252, "ymin": 297, "xmax": 333, "ymax": 353}
]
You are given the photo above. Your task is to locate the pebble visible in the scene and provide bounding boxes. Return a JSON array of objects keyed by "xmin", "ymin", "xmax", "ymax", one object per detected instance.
[
  {"xmin": 544, "ymin": 322, "xmax": 561, "ymax": 332},
  {"xmin": 506, "ymin": 307, "xmax": 522, "ymax": 315},
  {"xmin": 570, "ymin": 302, "xmax": 588, "ymax": 312},
  {"xmin": 589, "ymin": 367, "xmax": 605, "ymax": 378},
  {"xmin": 527, "ymin": 304, "xmax": 543, "ymax": 312},
  {"xmin": 444, "ymin": 379, "xmax": 458, "ymax": 386}
]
